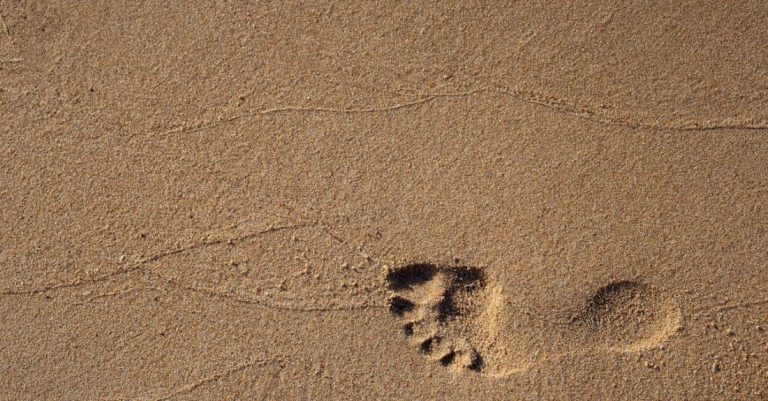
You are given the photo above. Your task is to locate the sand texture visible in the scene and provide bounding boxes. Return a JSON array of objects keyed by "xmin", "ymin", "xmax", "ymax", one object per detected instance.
[{"xmin": 1, "ymin": 1, "xmax": 767, "ymax": 400}]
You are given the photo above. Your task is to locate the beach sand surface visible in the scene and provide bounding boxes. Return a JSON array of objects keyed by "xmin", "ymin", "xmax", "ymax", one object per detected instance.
[{"xmin": 1, "ymin": 2, "xmax": 767, "ymax": 400}]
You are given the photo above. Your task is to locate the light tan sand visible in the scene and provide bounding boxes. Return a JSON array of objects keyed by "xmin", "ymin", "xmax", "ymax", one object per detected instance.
[{"xmin": 1, "ymin": 1, "xmax": 767, "ymax": 400}]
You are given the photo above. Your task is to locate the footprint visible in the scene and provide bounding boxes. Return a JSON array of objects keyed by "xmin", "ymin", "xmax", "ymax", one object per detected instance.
[
  {"xmin": 385, "ymin": 263, "xmax": 494, "ymax": 373},
  {"xmin": 568, "ymin": 280, "xmax": 682, "ymax": 353},
  {"xmin": 385, "ymin": 263, "xmax": 680, "ymax": 376}
]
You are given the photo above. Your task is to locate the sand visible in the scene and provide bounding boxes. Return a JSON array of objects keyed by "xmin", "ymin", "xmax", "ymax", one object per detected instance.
[{"xmin": 1, "ymin": 1, "xmax": 767, "ymax": 400}]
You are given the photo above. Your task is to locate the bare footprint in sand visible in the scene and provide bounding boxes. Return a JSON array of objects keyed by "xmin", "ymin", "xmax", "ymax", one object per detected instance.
[
  {"xmin": 386, "ymin": 263, "xmax": 487, "ymax": 372},
  {"xmin": 385, "ymin": 263, "xmax": 681, "ymax": 377}
]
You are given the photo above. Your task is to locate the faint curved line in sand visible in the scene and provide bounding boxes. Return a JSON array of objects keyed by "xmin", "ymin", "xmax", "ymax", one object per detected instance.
[
  {"xmin": 690, "ymin": 298, "xmax": 768, "ymax": 318},
  {"xmin": 129, "ymin": 86, "xmax": 768, "ymax": 142},
  {"xmin": 0, "ymin": 219, "xmax": 388, "ymax": 313},
  {"xmin": 71, "ymin": 279, "xmax": 386, "ymax": 313},
  {"xmin": 148, "ymin": 356, "xmax": 283, "ymax": 401},
  {"xmin": 142, "ymin": 268, "xmax": 387, "ymax": 313},
  {"xmin": 0, "ymin": 223, "xmax": 315, "ymax": 297}
]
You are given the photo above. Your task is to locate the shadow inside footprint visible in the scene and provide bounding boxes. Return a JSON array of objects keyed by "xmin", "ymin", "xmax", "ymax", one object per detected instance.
[
  {"xmin": 389, "ymin": 295, "xmax": 415, "ymax": 316},
  {"xmin": 570, "ymin": 280, "xmax": 681, "ymax": 352},
  {"xmin": 385, "ymin": 263, "xmax": 438, "ymax": 291},
  {"xmin": 435, "ymin": 266, "xmax": 485, "ymax": 322},
  {"xmin": 581, "ymin": 280, "xmax": 645, "ymax": 323}
]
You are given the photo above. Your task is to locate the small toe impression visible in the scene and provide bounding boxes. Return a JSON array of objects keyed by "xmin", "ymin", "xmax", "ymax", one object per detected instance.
[
  {"xmin": 389, "ymin": 295, "xmax": 415, "ymax": 316},
  {"xmin": 438, "ymin": 350, "xmax": 457, "ymax": 366},
  {"xmin": 420, "ymin": 336, "xmax": 439, "ymax": 354}
]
